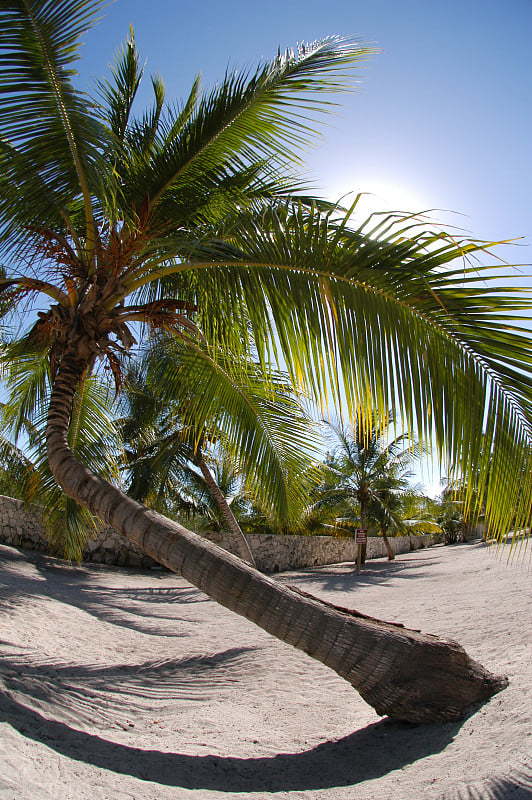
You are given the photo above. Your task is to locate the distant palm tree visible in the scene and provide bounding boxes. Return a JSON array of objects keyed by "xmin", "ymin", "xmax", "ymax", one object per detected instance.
[
  {"xmin": 119, "ymin": 337, "xmax": 319, "ymax": 565},
  {"xmin": 0, "ymin": 0, "xmax": 525, "ymax": 721},
  {"xmin": 319, "ymin": 417, "xmax": 418, "ymax": 560}
]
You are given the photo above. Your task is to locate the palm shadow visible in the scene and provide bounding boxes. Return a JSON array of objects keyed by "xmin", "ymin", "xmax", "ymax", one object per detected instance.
[
  {"xmin": 0, "ymin": 544, "xmax": 205, "ymax": 636},
  {"xmin": 0, "ymin": 685, "xmax": 473, "ymax": 792},
  {"xmin": 0, "ymin": 646, "xmax": 259, "ymax": 728},
  {"xmin": 436, "ymin": 769, "xmax": 532, "ymax": 800},
  {"xmin": 280, "ymin": 550, "xmax": 443, "ymax": 595}
]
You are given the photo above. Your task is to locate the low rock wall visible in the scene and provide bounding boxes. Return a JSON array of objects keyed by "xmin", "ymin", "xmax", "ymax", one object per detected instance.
[
  {"xmin": 0, "ymin": 495, "xmax": 159, "ymax": 569},
  {"xmin": 205, "ymin": 529, "xmax": 441, "ymax": 571},
  {"xmin": 0, "ymin": 494, "xmax": 442, "ymax": 572}
]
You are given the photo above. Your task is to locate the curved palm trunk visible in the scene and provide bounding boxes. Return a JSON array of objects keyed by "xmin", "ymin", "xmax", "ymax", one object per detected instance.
[
  {"xmin": 46, "ymin": 353, "xmax": 507, "ymax": 723},
  {"xmin": 194, "ymin": 449, "xmax": 256, "ymax": 567},
  {"xmin": 360, "ymin": 503, "xmax": 368, "ymax": 565},
  {"xmin": 380, "ymin": 526, "xmax": 396, "ymax": 561}
]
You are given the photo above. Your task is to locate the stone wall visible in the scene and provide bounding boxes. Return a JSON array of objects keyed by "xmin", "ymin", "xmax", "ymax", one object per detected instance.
[
  {"xmin": 0, "ymin": 495, "xmax": 159, "ymax": 569},
  {"xmin": 0, "ymin": 494, "xmax": 443, "ymax": 572},
  {"xmin": 0, "ymin": 495, "xmax": 49, "ymax": 552},
  {"xmin": 207, "ymin": 529, "xmax": 442, "ymax": 572}
]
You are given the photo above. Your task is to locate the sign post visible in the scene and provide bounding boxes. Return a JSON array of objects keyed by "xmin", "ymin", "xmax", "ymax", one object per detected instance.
[{"xmin": 355, "ymin": 528, "xmax": 367, "ymax": 571}]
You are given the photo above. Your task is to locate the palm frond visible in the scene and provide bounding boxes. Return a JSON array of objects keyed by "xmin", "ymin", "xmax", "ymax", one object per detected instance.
[
  {"xmin": 142, "ymin": 335, "xmax": 321, "ymax": 523},
  {"xmin": 154, "ymin": 202, "xmax": 532, "ymax": 540},
  {"xmin": 0, "ymin": 339, "xmax": 51, "ymax": 442},
  {"xmin": 0, "ymin": 0, "xmax": 108, "ymax": 259},
  {"xmin": 116, "ymin": 37, "xmax": 374, "ymax": 219},
  {"xmin": 95, "ymin": 25, "xmax": 144, "ymax": 143},
  {"xmin": 0, "ymin": 356, "xmax": 120, "ymax": 559}
]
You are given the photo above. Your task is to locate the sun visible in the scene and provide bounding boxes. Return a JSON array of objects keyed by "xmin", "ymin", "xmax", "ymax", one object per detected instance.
[{"xmin": 323, "ymin": 179, "xmax": 431, "ymax": 221}]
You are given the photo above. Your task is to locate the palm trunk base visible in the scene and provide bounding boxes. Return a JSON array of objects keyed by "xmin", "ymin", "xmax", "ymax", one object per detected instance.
[
  {"xmin": 356, "ymin": 632, "xmax": 507, "ymax": 723},
  {"xmin": 382, "ymin": 532, "xmax": 395, "ymax": 560},
  {"xmin": 288, "ymin": 587, "xmax": 507, "ymax": 723}
]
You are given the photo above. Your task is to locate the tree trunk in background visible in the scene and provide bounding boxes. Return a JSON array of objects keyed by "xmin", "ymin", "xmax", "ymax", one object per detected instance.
[
  {"xmin": 194, "ymin": 449, "xmax": 256, "ymax": 567},
  {"xmin": 360, "ymin": 503, "xmax": 367, "ymax": 564},
  {"xmin": 46, "ymin": 353, "xmax": 508, "ymax": 724},
  {"xmin": 381, "ymin": 527, "xmax": 396, "ymax": 560}
]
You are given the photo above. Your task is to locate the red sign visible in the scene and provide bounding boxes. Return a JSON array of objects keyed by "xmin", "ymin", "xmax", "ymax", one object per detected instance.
[{"xmin": 355, "ymin": 528, "xmax": 367, "ymax": 544}]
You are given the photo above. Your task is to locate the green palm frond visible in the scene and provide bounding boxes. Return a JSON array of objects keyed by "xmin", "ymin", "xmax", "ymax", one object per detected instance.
[
  {"xmin": 96, "ymin": 25, "xmax": 144, "ymax": 144},
  {"xmin": 0, "ymin": 430, "xmax": 41, "ymax": 501},
  {"xmin": 150, "ymin": 202, "xmax": 531, "ymax": 540},
  {"xmin": 0, "ymin": 354, "xmax": 120, "ymax": 559},
  {"xmin": 141, "ymin": 335, "xmax": 320, "ymax": 523},
  {"xmin": 117, "ymin": 372, "xmax": 196, "ymax": 508},
  {"xmin": 0, "ymin": 339, "xmax": 51, "ymax": 443},
  {"xmin": 0, "ymin": 0, "xmax": 108, "ymax": 257},
  {"xmin": 111, "ymin": 194, "xmax": 532, "ymax": 543},
  {"xmin": 119, "ymin": 366, "xmax": 247, "ymax": 523},
  {"xmin": 31, "ymin": 376, "xmax": 119, "ymax": 559},
  {"xmin": 113, "ymin": 37, "xmax": 374, "ymax": 221}
]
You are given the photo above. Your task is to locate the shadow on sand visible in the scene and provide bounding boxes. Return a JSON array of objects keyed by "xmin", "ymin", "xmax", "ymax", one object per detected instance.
[
  {"xmin": 436, "ymin": 768, "xmax": 532, "ymax": 800},
  {"xmin": 0, "ymin": 646, "xmax": 260, "ymax": 728},
  {"xmin": 0, "ymin": 544, "xmax": 206, "ymax": 637},
  {"xmin": 0, "ymin": 688, "xmax": 476, "ymax": 793}
]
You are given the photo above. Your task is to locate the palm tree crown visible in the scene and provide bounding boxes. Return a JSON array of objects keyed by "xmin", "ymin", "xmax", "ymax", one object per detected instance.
[
  {"xmin": 0, "ymin": 0, "xmax": 526, "ymax": 722},
  {"xmin": 322, "ymin": 417, "xmax": 416, "ymax": 529},
  {"xmin": 1, "ymin": 1, "xmax": 531, "ymax": 540}
]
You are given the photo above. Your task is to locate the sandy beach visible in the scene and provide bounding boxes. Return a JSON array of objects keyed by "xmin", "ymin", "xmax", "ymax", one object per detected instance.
[{"xmin": 0, "ymin": 539, "xmax": 530, "ymax": 800}]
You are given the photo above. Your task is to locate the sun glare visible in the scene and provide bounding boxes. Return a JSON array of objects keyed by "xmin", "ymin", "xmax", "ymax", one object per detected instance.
[{"xmin": 324, "ymin": 180, "xmax": 431, "ymax": 221}]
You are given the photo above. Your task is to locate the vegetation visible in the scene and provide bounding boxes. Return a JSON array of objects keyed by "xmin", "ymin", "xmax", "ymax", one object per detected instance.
[
  {"xmin": 314, "ymin": 417, "xmax": 421, "ymax": 560},
  {"xmin": 0, "ymin": 364, "xmax": 119, "ymax": 554},
  {"xmin": 118, "ymin": 336, "xmax": 320, "ymax": 564},
  {"xmin": 0, "ymin": 0, "xmax": 528, "ymax": 721}
]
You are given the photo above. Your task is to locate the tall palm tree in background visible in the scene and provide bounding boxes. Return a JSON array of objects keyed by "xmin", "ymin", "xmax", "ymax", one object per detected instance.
[
  {"xmin": 119, "ymin": 336, "xmax": 320, "ymax": 566},
  {"xmin": 1, "ymin": 0, "xmax": 530, "ymax": 722},
  {"xmin": 321, "ymin": 417, "xmax": 420, "ymax": 560}
]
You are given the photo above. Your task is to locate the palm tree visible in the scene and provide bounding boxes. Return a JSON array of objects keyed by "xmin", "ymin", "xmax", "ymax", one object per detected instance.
[
  {"xmin": 118, "ymin": 358, "xmax": 258, "ymax": 564},
  {"xmin": 0, "ymin": 350, "xmax": 119, "ymax": 557},
  {"xmin": 1, "ymin": 0, "xmax": 529, "ymax": 721},
  {"xmin": 321, "ymin": 417, "xmax": 419, "ymax": 560},
  {"xmin": 119, "ymin": 336, "xmax": 320, "ymax": 566}
]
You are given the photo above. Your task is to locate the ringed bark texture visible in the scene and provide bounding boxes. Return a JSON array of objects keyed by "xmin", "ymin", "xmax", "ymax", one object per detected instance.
[
  {"xmin": 194, "ymin": 450, "xmax": 256, "ymax": 567},
  {"xmin": 381, "ymin": 531, "xmax": 395, "ymax": 560},
  {"xmin": 46, "ymin": 353, "xmax": 508, "ymax": 723}
]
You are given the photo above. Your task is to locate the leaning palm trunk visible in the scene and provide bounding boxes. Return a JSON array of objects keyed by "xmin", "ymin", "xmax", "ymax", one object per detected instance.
[
  {"xmin": 47, "ymin": 353, "xmax": 507, "ymax": 723},
  {"xmin": 360, "ymin": 503, "xmax": 368, "ymax": 565},
  {"xmin": 381, "ymin": 528, "xmax": 396, "ymax": 561},
  {"xmin": 193, "ymin": 449, "xmax": 256, "ymax": 567}
]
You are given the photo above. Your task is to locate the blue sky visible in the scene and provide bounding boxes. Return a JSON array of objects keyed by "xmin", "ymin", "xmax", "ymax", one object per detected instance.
[
  {"xmin": 79, "ymin": 0, "xmax": 532, "ymax": 270},
  {"xmin": 76, "ymin": 0, "xmax": 531, "ymax": 494}
]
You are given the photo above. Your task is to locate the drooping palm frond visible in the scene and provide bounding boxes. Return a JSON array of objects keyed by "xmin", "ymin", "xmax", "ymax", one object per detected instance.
[
  {"xmin": 132, "ymin": 335, "xmax": 321, "ymax": 524},
  {"xmin": 0, "ymin": 0, "xmax": 108, "ymax": 258},
  {"xmin": 143, "ymin": 201, "xmax": 531, "ymax": 541}
]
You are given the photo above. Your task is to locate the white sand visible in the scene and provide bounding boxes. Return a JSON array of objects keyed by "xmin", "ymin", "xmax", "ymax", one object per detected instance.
[{"xmin": 0, "ymin": 539, "xmax": 530, "ymax": 800}]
